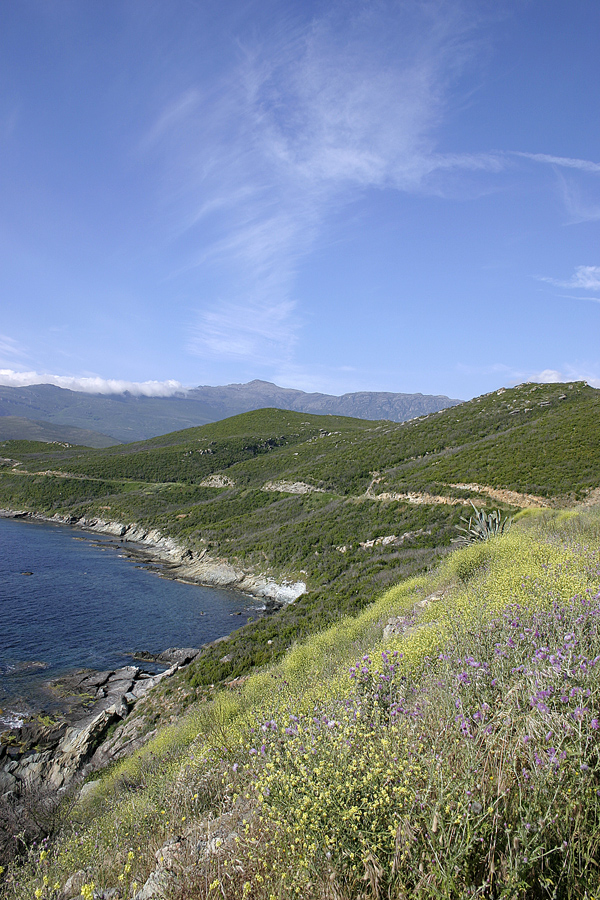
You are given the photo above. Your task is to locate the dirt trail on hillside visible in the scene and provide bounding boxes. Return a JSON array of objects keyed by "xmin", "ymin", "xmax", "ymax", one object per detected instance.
[
  {"xmin": 362, "ymin": 473, "xmax": 551, "ymax": 508},
  {"xmin": 449, "ymin": 483, "xmax": 550, "ymax": 509},
  {"xmin": 369, "ymin": 489, "xmax": 473, "ymax": 506},
  {"xmin": 363, "ymin": 475, "xmax": 476, "ymax": 507}
]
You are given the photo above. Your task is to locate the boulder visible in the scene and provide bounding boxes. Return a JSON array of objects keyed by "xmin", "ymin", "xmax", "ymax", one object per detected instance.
[
  {"xmin": 48, "ymin": 704, "xmax": 124, "ymax": 789},
  {"xmin": 133, "ymin": 870, "xmax": 175, "ymax": 900}
]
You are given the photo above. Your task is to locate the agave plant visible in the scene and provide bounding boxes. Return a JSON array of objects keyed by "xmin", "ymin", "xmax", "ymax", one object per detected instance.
[{"xmin": 452, "ymin": 501, "xmax": 512, "ymax": 545}]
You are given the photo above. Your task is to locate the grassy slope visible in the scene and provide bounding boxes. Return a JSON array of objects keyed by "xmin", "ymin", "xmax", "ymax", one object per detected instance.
[
  {"xmin": 8, "ymin": 508, "xmax": 600, "ymax": 899},
  {"xmin": 0, "ymin": 381, "xmax": 599, "ymax": 684}
]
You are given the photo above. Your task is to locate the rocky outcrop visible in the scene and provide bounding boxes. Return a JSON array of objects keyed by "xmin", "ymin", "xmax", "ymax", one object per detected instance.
[
  {"xmin": 133, "ymin": 648, "xmax": 202, "ymax": 666},
  {"xmin": 0, "ymin": 663, "xmax": 182, "ymax": 799},
  {"xmin": 262, "ymin": 480, "xmax": 325, "ymax": 495},
  {"xmin": 383, "ymin": 589, "xmax": 446, "ymax": 641},
  {"xmin": 129, "ymin": 797, "xmax": 255, "ymax": 900},
  {"xmin": 199, "ymin": 474, "xmax": 235, "ymax": 488}
]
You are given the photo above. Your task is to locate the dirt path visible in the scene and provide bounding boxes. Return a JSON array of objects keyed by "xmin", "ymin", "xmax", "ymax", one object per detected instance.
[{"xmin": 449, "ymin": 483, "xmax": 550, "ymax": 509}]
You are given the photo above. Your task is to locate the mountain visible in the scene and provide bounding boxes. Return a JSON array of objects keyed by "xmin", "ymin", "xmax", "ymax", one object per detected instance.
[
  {"xmin": 0, "ymin": 384, "xmax": 218, "ymax": 444},
  {"xmin": 0, "ymin": 381, "xmax": 461, "ymax": 443},
  {"xmin": 0, "ymin": 415, "xmax": 120, "ymax": 448},
  {"xmin": 187, "ymin": 379, "xmax": 461, "ymax": 421}
]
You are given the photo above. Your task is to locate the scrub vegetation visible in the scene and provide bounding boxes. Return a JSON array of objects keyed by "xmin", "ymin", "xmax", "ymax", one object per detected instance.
[
  {"xmin": 2, "ymin": 383, "xmax": 600, "ymax": 895},
  {"xmin": 1, "ymin": 381, "xmax": 599, "ymax": 683},
  {"xmin": 5, "ymin": 509, "xmax": 600, "ymax": 898}
]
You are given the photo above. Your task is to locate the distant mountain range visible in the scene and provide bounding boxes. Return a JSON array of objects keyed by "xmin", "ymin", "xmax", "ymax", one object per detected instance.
[{"xmin": 0, "ymin": 380, "xmax": 461, "ymax": 445}]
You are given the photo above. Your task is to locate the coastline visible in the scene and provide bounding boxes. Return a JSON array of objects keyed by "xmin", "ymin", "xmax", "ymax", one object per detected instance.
[
  {"xmin": 0, "ymin": 506, "xmax": 293, "ymax": 807},
  {"xmin": 0, "ymin": 507, "xmax": 306, "ymax": 606}
]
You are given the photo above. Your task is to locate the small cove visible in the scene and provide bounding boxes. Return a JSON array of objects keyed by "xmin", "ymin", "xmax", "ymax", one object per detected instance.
[{"xmin": 0, "ymin": 517, "xmax": 259, "ymax": 728}]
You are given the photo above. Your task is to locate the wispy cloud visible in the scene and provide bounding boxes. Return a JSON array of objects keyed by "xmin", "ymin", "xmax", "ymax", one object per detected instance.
[
  {"xmin": 143, "ymin": 1, "xmax": 504, "ymax": 367},
  {"xmin": 557, "ymin": 175, "xmax": 600, "ymax": 224},
  {"xmin": 0, "ymin": 333, "xmax": 29, "ymax": 365},
  {"xmin": 513, "ymin": 152, "xmax": 600, "ymax": 223},
  {"xmin": 513, "ymin": 152, "xmax": 600, "ymax": 175},
  {"xmin": 0, "ymin": 370, "xmax": 186, "ymax": 396},
  {"xmin": 194, "ymin": 296, "xmax": 298, "ymax": 362},
  {"xmin": 538, "ymin": 265, "xmax": 600, "ymax": 292}
]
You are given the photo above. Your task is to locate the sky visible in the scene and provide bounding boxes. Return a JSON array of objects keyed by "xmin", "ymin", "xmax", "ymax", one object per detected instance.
[{"xmin": 1, "ymin": 0, "xmax": 599, "ymax": 401}]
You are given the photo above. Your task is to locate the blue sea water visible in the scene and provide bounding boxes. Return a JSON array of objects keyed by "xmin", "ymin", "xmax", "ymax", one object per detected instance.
[{"xmin": 0, "ymin": 517, "xmax": 258, "ymax": 727}]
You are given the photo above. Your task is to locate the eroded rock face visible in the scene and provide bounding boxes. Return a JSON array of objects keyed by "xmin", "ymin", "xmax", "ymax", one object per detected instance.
[
  {"xmin": 0, "ymin": 663, "xmax": 182, "ymax": 798},
  {"xmin": 48, "ymin": 705, "xmax": 122, "ymax": 789}
]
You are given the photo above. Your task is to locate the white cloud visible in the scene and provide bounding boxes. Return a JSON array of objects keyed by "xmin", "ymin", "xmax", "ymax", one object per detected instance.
[
  {"xmin": 538, "ymin": 265, "xmax": 600, "ymax": 292},
  {"xmin": 527, "ymin": 367, "xmax": 600, "ymax": 389},
  {"xmin": 457, "ymin": 362, "xmax": 600, "ymax": 390},
  {"xmin": 0, "ymin": 370, "xmax": 187, "ymax": 396},
  {"xmin": 0, "ymin": 333, "xmax": 28, "ymax": 363},
  {"xmin": 513, "ymin": 152, "xmax": 600, "ymax": 175},
  {"xmin": 530, "ymin": 369, "xmax": 564, "ymax": 383}
]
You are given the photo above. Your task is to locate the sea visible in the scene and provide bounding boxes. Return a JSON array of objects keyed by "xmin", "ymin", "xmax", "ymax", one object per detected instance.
[{"xmin": 0, "ymin": 516, "xmax": 259, "ymax": 730}]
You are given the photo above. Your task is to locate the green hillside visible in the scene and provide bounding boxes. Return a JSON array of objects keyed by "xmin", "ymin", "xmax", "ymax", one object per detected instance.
[{"xmin": 1, "ymin": 382, "xmax": 599, "ymax": 683}]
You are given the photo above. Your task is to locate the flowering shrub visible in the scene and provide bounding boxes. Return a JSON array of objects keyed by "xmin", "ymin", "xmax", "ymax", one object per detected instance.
[{"xmin": 240, "ymin": 591, "xmax": 600, "ymax": 897}]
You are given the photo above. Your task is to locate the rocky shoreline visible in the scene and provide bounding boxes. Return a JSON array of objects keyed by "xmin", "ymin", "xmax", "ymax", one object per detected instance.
[
  {"xmin": 0, "ymin": 646, "xmax": 239, "ymax": 875},
  {"xmin": 0, "ymin": 508, "xmax": 306, "ymax": 606},
  {"xmin": 0, "ymin": 508, "xmax": 306, "ymax": 844}
]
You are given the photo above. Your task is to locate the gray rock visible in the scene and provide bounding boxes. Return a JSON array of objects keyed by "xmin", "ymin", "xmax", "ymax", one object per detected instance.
[
  {"xmin": 48, "ymin": 704, "xmax": 124, "ymax": 789},
  {"xmin": 78, "ymin": 779, "xmax": 101, "ymax": 801},
  {"xmin": 0, "ymin": 769, "xmax": 17, "ymax": 793},
  {"xmin": 130, "ymin": 663, "xmax": 179, "ymax": 699},
  {"xmin": 58, "ymin": 870, "xmax": 87, "ymax": 900},
  {"xmin": 17, "ymin": 758, "xmax": 48, "ymax": 784},
  {"xmin": 133, "ymin": 870, "xmax": 175, "ymax": 899},
  {"xmin": 157, "ymin": 648, "xmax": 201, "ymax": 665},
  {"xmin": 383, "ymin": 615, "xmax": 414, "ymax": 641}
]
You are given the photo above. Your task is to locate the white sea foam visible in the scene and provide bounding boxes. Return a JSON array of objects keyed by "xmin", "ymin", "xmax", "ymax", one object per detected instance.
[{"xmin": 0, "ymin": 709, "xmax": 25, "ymax": 731}]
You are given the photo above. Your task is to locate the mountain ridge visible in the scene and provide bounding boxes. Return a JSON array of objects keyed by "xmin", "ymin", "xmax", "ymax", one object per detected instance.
[{"xmin": 0, "ymin": 380, "xmax": 461, "ymax": 443}]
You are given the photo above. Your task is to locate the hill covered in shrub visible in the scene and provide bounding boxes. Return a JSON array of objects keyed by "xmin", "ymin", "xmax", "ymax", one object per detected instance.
[{"xmin": 1, "ymin": 382, "xmax": 600, "ymax": 684}]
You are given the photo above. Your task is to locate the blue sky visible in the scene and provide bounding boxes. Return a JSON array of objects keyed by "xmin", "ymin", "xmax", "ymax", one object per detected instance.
[{"xmin": 1, "ymin": 0, "xmax": 599, "ymax": 400}]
